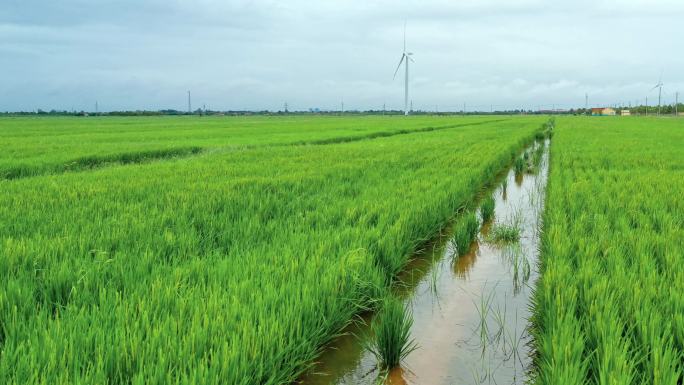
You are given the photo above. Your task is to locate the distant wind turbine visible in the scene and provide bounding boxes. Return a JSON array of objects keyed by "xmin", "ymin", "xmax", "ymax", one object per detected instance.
[
  {"xmin": 651, "ymin": 73, "xmax": 664, "ymax": 116},
  {"xmin": 393, "ymin": 22, "xmax": 414, "ymax": 116}
]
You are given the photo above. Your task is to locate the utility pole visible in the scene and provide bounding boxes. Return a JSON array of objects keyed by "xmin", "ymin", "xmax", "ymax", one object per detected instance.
[
  {"xmin": 410, "ymin": 100, "xmax": 413, "ymax": 113},
  {"xmin": 284, "ymin": 102, "xmax": 288, "ymax": 113},
  {"xmin": 382, "ymin": 102, "xmax": 386, "ymax": 115},
  {"xmin": 187, "ymin": 91, "xmax": 192, "ymax": 114},
  {"xmin": 645, "ymin": 97, "xmax": 648, "ymax": 116},
  {"xmin": 675, "ymin": 92, "xmax": 679, "ymax": 116},
  {"xmin": 658, "ymin": 86, "xmax": 662, "ymax": 116},
  {"xmin": 585, "ymin": 93, "xmax": 588, "ymax": 114},
  {"xmin": 463, "ymin": 102, "xmax": 466, "ymax": 116},
  {"xmin": 341, "ymin": 100, "xmax": 344, "ymax": 114},
  {"xmin": 95, "ymin": 101, "xmax": 98, "ymax": 115}
]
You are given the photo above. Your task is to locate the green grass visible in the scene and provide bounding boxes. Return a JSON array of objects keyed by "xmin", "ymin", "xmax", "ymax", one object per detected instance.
[
  {"xmin": 364, "ymin": 296, "xmax": 418, "ymax": 370},
  {"xmin": 0, "ymin": 116, "xmax": 545, "ymax": 384},
  {"xmin": 531, "ymin": 116, "xmax": 684, "ymax": 384}
]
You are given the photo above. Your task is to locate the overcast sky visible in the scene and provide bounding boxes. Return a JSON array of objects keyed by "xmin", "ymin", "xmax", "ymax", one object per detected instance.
[{"xmin": 1, "ymin": 0, "xmax": 682, "ymax": 112}]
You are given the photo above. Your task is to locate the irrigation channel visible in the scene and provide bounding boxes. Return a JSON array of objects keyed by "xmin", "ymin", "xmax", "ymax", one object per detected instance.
[{"xmin": 299, "ymin": 139, "xmax": 551, "ymax": 385}]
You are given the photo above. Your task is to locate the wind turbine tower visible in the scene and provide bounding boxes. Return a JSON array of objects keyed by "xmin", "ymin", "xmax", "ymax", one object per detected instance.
[
  {"xmin": 652, "ymin": 74, "xmax": 664, "ymax": 116},
  {"xmin": 393, "ymin": 22, "xmax": 414, "ymax": 116}
]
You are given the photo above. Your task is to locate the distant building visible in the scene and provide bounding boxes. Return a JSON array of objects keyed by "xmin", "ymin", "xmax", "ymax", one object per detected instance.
[
  {"xmin": 591, "ymin": 107, "xmax": 616, "ymax": 116},
  {"xmin": 620, "ymin": 110, "xmax": 631, "ymax": 116}
]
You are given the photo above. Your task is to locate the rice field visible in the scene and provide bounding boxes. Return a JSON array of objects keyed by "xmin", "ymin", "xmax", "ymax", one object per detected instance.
[
  {"xmin": 0, "ymin": 115, "xmax": 500, "ymax": 179},
  {"xmin": 4, "ymin": 114, "xmax": 681, "ymax": 384},
  {"xmin": 0, "ymin": 116, "xmax": 545, "ymax": 384},
  {"xmin": 532, "ymin": 117, "xmax": 684, "ymax": 384}
]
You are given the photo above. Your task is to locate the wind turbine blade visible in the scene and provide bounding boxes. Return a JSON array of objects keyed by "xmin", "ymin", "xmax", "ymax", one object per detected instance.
[
  {"xmin": 651, "ymin": 84, "xmax": 660, "ymax": 91},
  {"xmin": 393, "ymin": 55, "xmax": 405, "ymax": 79}
]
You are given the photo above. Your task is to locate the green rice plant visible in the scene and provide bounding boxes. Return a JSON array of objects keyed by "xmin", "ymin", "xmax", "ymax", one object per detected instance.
[
  {"xmin": 364, "ymin": 296, "xmax": 418, "ymax": 370},
  {"xmin": 480, "ymin": 196, "xmax": 496, "ymax": 223},
  {"xmin": 452, "ymin": 212, "xmax": 480, "ymax": 257},
  {"xmin": 514, "ymin": 156, "xmax": 525, "ymax": 174},
  {"xmin": 488, "ymin": 223, "xmax": 521, "ymax": 243},
  {"xmin": 524, "ymin": 142, "xmax": 545, "ymax": 173},
  {"xmin": 474, "ymin": 287, "xmax": 497, "ymax": 357}
]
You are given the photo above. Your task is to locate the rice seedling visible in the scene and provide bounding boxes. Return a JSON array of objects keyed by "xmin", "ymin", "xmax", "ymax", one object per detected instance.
[
  {"xmin": 526, "ymin": 143, "xmax": 545, "ymax": 173},
  {"xmin": 480, "ymin": 195, "xmax": 496, "ymax": 223},
  {"xmin": 474, "ymin": 287, "xmax": 497, "ymax": 357},
  {"xmin": 452, "ymin": 212, "xmax": 480, "ymax": 257},
  {"xmin": 490, "ymin": 299, "xmax": 508, "ymax": 353},
  {"xmin": 428, "ymin": 256, "xmax": 442, "ymax": 299},
  {"xmin": 488, "ymin": 223, "xmax": 521, "ymax": 243},
  {"xmin": 364, "ymin": 296, "xmax": 418, "ymax": 370},
  {"xmin": 514, "ymin": 156, "xmax": 525, "ymax": 174}
]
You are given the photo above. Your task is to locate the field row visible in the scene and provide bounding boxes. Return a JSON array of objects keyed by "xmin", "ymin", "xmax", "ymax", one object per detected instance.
[
  {"xmin": 0, "ymin": 116, "xmax": 501, "ymax": 179},
  {"xmin": 533, "ymin": 118, "xmax": 684, "ymax": 384},
  {"xmin": 0, "ymin": 118, "xmax": 545, "ymax": 384}
]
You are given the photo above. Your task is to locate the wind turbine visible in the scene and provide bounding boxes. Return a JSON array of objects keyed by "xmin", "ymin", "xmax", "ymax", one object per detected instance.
[
  {"xmin": 651, "ymin": 73, "xmax": 664, "ymax": 116},
  {"xmin": 393, "ymin": 22, "xmax": 414, "ymax": 116}
]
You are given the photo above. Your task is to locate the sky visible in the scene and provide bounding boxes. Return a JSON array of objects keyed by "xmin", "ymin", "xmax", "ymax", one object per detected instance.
[{"xmin": 1, "ymin": 0, "xmax": 682, "ymax": 112}]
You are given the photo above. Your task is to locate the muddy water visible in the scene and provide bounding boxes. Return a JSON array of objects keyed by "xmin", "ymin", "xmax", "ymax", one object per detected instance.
[{"xmin": 299, "ymin": 141, "xmax": 550, "ymax": 385}]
